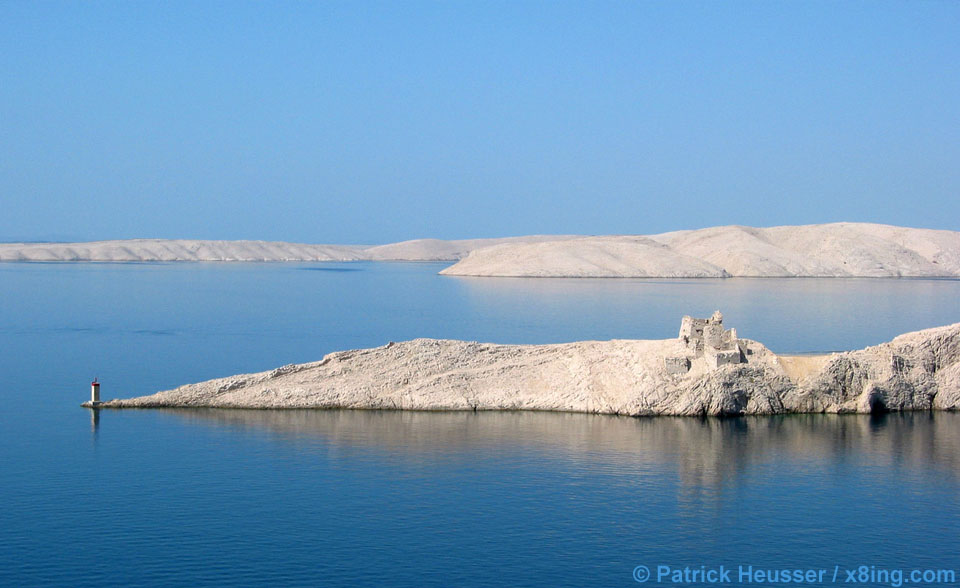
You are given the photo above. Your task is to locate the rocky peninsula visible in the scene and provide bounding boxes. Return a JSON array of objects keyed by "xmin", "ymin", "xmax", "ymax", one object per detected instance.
[{"xmin": 91, "ymin": 314, "xmax": 960, "ymax": 416}]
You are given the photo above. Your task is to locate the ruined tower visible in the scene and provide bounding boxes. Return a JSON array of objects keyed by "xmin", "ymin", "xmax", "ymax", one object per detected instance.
[{"xmin": 666, "ymin": 311, "xmax": 745, "ymax": 374}]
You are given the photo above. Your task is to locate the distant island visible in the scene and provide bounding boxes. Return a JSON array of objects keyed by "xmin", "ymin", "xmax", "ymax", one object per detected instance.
[
  {"xmin": 6, "ymin": 223, "xmax": 960, "ymax": 278},
  {"xmin": 441, "ymin": 223, "xmax": 960, "ymax": 277},
  {"xmin": 88, "ymin": 314, "xmax": 960, "ymax": 416},
  {"xmin": 0, "ymin": 235, "xmax": 578, "ymax": 263}
]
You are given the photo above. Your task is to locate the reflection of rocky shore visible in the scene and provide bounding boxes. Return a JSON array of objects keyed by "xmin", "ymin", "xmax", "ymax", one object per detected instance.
[{"xmin": 161, "ymin": 409, "xmax": 960, "ymax": 487}]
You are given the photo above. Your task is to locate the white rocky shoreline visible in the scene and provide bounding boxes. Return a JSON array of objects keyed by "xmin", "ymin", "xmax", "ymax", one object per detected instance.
[{"xmin": 88, "ymin": 314, "xmax": 960, "ymax": 417}]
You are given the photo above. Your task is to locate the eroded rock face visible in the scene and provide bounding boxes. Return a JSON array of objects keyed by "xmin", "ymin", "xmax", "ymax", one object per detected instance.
[
  {"xmin": 783, "ymin": 324, "xmax": 960, "ymax": 413},
  {"xmin": 96, "ymin": 323, "xmax": 960, "ymax": 416}
]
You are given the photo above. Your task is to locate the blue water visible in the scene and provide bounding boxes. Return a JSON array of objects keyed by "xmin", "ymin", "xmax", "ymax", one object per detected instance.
[{"xmin": 1, "ymin": 262, "xmax": 959, "ymax": 587}]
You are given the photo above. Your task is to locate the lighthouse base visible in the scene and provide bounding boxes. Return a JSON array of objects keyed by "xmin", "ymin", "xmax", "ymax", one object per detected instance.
[{"xmin": 82, "ymin": 401, "xmax": 103, "ymax": 408}]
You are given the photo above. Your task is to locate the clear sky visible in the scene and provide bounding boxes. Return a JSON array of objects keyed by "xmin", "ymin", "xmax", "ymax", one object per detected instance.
[{"xmin": 1, "ymin": 1, "xmax": 958, "ymax": 244}]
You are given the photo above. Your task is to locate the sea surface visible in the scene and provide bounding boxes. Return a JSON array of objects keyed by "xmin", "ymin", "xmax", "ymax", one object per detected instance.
[{"xmin": 1, "ymin": 262, "xmax": 959, "ymax": 587}]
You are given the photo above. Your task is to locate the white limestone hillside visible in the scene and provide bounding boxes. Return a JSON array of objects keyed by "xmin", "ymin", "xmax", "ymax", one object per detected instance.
[
  {"xmin": 95, "ymin": 321, "xmax": 960, "ymax": 416},
  {"xmin": 441, "ymin": 223, "xmax": 960, "ymax": 277},
  {"xmin": 0, "ymin": 240, "xmax": 367, "ymax": 262},
  {"xmin": 0, "ymin": 236, "xmax": 580, "ymax": 263},
  {"xmin": 441, "ymin": 236, "xmax": 730, "ymax": 278}
]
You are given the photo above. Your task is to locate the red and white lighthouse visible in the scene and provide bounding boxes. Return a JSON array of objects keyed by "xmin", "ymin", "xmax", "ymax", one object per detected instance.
[{"xmin": 90, "ymin": 378, "xmax": 100, "ymax": 405}]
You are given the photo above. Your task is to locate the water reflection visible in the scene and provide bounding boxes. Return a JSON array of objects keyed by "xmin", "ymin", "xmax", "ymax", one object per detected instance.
[
  {"xmin": 158, "ymin": 409, "xmax": 960, "ymax": 487},
  {"xmin": 89, "ymin": 407, "xmax": 100, "ymax": 437}
]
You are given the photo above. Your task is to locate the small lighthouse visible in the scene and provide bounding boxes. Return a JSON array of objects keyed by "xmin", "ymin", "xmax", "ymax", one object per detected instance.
[{"xmin": 90, "ymin": 378, "xmax": 101, "ymax": 406}]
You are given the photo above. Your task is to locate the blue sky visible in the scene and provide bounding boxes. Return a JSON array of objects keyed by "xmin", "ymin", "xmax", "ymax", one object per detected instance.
[{"xmin": 1, "ymin": 1, "xmax": 958, "ymax": 244}]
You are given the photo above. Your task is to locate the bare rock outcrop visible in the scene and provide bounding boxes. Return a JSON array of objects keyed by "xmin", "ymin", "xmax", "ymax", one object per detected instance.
[
  {"xmin": 92, "ymin": 318, "xmax": 960, "ymax": 417},
  {"xmin": 783, "ymin": 322, "xmax": 960, "ymax": 413}
]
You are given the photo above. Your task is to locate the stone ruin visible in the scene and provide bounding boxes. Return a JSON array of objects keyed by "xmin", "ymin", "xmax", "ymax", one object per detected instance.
[{"xmin": 665, "ymin": 311, "xmax": 745, "ymax": 374}]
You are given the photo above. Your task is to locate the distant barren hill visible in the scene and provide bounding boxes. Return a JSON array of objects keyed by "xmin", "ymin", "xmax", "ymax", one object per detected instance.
[
  {"xmin": 364, "ymin": 235, "xmax": 581, "ymax": 261},
  {"xmin": 0, "ymin": 236, "xmax": 575, "ymax": 263},
  {"xmin": 440, "ymin": 223, "xmax": 960, "ymax": 278},
  {"xmin": 0, "ymin": 240, "xmax": 367, "ymax": 262},
  {"xmin": 5, "ymin": 224, "xmax": 960, "ymax": 277}
]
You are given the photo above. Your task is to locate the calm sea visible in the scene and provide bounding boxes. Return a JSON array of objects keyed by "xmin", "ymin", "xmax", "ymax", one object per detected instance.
[{"xmin": 1, "ymin": 262, "xmax": 958, "ymax": 587}]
